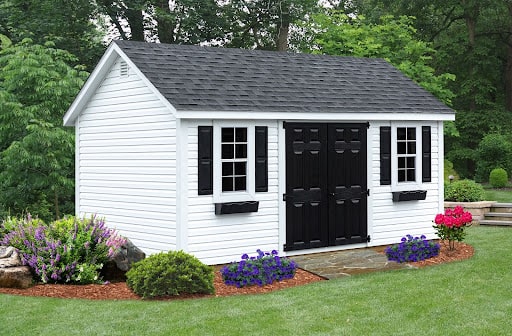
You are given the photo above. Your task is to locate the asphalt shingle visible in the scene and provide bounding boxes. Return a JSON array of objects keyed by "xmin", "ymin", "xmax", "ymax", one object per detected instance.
[{"xmin": 114, "ymin": 40, "xmax": 454, "ymax": 115}]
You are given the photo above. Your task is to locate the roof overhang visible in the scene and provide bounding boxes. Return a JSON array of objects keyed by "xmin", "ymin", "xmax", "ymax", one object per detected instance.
[
  {"xmin": 174, "ymin": 110, "xmax": 456, "ymax": 121},
  {"xmin": 63, "ymin": 42, "xmax": 177, "ymax": 126}
]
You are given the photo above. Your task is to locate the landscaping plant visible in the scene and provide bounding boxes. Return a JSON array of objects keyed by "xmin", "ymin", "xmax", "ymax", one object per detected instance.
[
  {"xmin": 444, "ymin": 179, "xmax": 485, "ymax": 202},
  {"xmin": 433, "ymin": 206, "xmax": 473, "ymax": 250},
  {"xmin": 126, "ymin": 250, "xmax": 214, "ymax": 299},
  {"xmin": 221, "ymin": 249, "xmax": 297, "ymax": 288},
  {"xmin": 0, "ymin": 215, "xmax": 126, "ymax": 284},
  {"xmin": 489, "ymin": 168, "xmax": 508, "ymax": 188},
  {"xmin": 385, "ymin": 235, "xmax": 440, "ymax": 263}
]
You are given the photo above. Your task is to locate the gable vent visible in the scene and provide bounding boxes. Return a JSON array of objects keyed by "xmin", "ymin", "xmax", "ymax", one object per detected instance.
[{"xmin": 119, "ymin": 61, "xmax": 129, "ymax": 77}]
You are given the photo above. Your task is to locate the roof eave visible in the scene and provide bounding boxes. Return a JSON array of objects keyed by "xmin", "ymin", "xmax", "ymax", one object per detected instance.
[{"xmin": 174, "ymin": 110, "xmax": 456, "ymax": 121}]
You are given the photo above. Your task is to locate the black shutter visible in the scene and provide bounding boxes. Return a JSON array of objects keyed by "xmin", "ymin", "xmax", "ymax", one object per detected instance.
[
  {"xmin": 198, "ymin": 126, "xmax": 213, "ymax": 195},
  {"xmin": 255, "ymin": 126, "xmax": 268, "ymax": 192},
  {"xmin": 380, "ymin": 126, "xmax": 392, "ymax": 185},
  {"xmin": 422, "ymin": 126, "xmax": 432, "ymax": 182}
]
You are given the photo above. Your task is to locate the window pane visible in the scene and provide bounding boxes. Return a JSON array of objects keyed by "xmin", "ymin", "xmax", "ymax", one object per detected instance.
[
  {"xmin": 398, "ymin": 170, "xmax": 405, "ymax": 182},
  {"xmin": 407, "ymin": 169, "xmax": 415, "ymax": 181},
  {"xmin": 235, "ymin": 128, "xmax": 247, "ymax": 142},
  {"xmin": 397, "ymin": 128, "xmax": 406, "ymax": 140},
  {"xmin": 222, "ymin": 128, "xmax": 234, "ymax": 142},
  {"xmin": 397, "ymin": 142, "xmax": 406, "ymax": 154},
  {"xmin": 222, "ymin": 177, "xmax": 233, "ymax": 191},
  {"xmin": 398, "ymin": 157, "xmax": 405, "ymax": 169},
  {"xmin": 407, "ymin": 157, "xmax": 415, "ymax": 168},
  {"xmin": 407, "ymin": 128, "xmax": 416, "ymax": 140},
  {"xmin": 235, "ymin": 177, "xmax": 246, "ymax": 191},
  {"xmin": 222, "ymin": 144, "xmax": 234, "ymax": 159},
  {"xmin": 235, "ymin": 144, "xmax": 247, "ymax": 158},
  {"xmin": 235, "ymin": 162, "xmax": 246, "ymax": 175},
  {"xmin": 222, "ymin": 162, "xmax": 233, "ymax": 176},
  {"xmin": 407, "ymin": 142, "xmax": 416, "ymax": 154}
]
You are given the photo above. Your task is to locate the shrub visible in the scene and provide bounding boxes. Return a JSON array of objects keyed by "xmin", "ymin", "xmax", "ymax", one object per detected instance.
[
  {"xmin": 489, "ymin": 168, "xmax": 508, "ymax": 188},
  {"xmin": 444, "ymin": 159, "xmax": 459, "ymax": 182},
  {"xmin": 0, "ymin": 215, "xmax": 125, "ymax": 284},
  {"xmin": 434, "ymin": 206, "xmax": 472, "ymax": 250},
  {"xmin": 444, "ymin": 179, "xmax": 485, "ymax": 202},
  {"xmin": 221, "ymin": 249, "xmax": 297, "ymax": 288},
  {"xmin": 126, "ymin": 250, "xmax": 214, "ymax": 299},
  {"xmin": 385, "ymin": 235, "xmax": 440, "ymax": 263},
  {"xmin": 475, "ymin": 133, "xmax": 512, "ymax": 182}
]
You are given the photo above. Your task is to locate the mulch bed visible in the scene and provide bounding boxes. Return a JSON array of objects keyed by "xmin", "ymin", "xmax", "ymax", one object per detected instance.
[{"xmin": 0, "ymin": 241, "xmax": 474, "ymax": 300}]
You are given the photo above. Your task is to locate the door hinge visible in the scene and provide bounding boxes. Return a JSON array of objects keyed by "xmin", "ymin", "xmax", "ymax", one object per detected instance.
[
  {"xmin": 283, "ymin": 193, "xmax": 287, "ymax": 201},
  {"xmin": 365, "ymin": 189, "xmax": 370, "ymax": 196},
  {"xmin": 366, "ymin": 122, "xmax": 370, "ymax": 129},
  {"xmin": 282, "ymin": 121, "xmax": 287, "ymax": 129},
  {"xmin": 367, "ymin": 235, "xmax": 371, "ymax": 242}
]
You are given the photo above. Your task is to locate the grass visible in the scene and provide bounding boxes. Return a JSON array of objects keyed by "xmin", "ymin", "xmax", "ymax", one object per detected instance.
[
  {"xmin": 483, "ymin": 188, "xmax": 512, "ymax": 203},
  {"xmin": 2, "ymin": 226, "xmax": 512, "ymax": 335}
]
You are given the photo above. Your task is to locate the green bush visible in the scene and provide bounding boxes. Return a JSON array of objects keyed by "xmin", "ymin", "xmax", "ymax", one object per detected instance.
[
  {"xmin": 489, "ymin": 168, "xmax": 509, "ymax": 188},
  {"xmin": 475, "ymin": 133, "xmax": 512, "ymax": 182},
  {"xmin": 444, "ymin": 159, "xmax": 459, "ymax": 182},
  {"xmin": 445, "ymin": 179, "xmax": 485, "ymax": 202},
  {"xmin": 126, "ymin": 250, "xmax": 214, "ymax": 299}
]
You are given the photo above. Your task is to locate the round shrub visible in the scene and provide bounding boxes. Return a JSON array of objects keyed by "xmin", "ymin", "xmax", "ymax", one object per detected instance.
[
  {"xmin": 126, "ymin": 250, "xmax": 214, "ymax": 299},
  {"xmin": 444, "ymin": 179, "xmax": 485, "ymax": 202},
  {"xmin": 489, "ymin": 168, "xmax": 508, "ymax": 188},
  {"xmin": 475, "ymin": 133, "xmax": 512, "ymax": 182}
]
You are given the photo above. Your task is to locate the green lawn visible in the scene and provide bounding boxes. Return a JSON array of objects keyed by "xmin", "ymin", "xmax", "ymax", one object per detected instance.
[
  {"xmin": 2, "ymin": 226, "xmax": 512, "ymax": 335},
  {"xmin": 484, "ymin": 188, "xmax": 512, "ymax": 203}
]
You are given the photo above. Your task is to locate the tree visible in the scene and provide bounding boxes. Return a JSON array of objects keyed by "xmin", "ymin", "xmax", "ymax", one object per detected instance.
[
  {"xmin": 226, "ymin": 0, "xmax": 319, "ymax": 51},
  {"xmin": 300, "ymin": 12, "xmax": 455, "ymax": 104},
  {"xmin": 0, "ymin": 0, "xmax": 105, "ymax": 69},
  {"xmin": 0, "ymin": 37, "xmax": 88, "ymax": 221}
]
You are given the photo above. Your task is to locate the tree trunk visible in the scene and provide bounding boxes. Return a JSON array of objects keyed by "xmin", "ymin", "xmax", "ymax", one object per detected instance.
[
  {"xmin": 125, "ymin": 6, "xmax": 145, "ymax": 41},
  {"xmin": 155, "ymin": 0, "xmax": 175, "ymax": 43},
  {"xmin": 462, "ymin": 0, "xmax": 479, "ymax": 111},
  {"xmin": 505, "ymin": 3, "xmax": 512, "ymax": 112},
  {"xmin": 276, "ymin": 17, "xmax": 289, "ymax": 51}
]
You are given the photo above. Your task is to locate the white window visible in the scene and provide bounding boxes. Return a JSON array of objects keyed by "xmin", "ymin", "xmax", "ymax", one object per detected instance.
[
  {"xmin": 391, "ymin": 124, "xmax": 423, "ymax": 190},
  {"xmin": 397, "ymin": 127, "xmax": 416, "ymax": 183},
  {"xmin": 213, "ymin": 122, "xmax": 255, "ymax": 202}
]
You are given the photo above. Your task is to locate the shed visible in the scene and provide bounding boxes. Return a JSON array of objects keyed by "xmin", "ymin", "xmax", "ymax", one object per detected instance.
[{"xmin": 64, "ymin": 40, "xmax": 455, "ymax": 265}]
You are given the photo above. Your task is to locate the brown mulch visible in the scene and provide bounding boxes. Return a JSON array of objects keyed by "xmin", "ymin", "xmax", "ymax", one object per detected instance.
[{"xmin": 0, "ymin": 241, "xmax": 474, "ymax": 301}]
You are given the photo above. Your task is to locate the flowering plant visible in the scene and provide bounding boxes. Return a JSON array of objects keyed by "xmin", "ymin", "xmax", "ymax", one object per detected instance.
[
  {"xmin": 1, "ymin": 215, "xmax": 126, "ymax": 284},
  {"xmin": 433, "ymin": 206, "xmax": 472, "ymax": 250},
  {"xmin": 221, "ymin": 249, "xmax": 297, "ymax": 287},
  {"xmin": 385, "ymin": 234, "xmax": 440, "ymax": 263}
]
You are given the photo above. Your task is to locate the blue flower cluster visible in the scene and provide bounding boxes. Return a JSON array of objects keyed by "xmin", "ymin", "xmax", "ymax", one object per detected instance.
[
  {"xmin": 221, "ymin": 249, "xmax": 297, "ymax": 288},
  {"xmin": 385, "ymin": 234, "xmax": 440, "ymax": 263}
]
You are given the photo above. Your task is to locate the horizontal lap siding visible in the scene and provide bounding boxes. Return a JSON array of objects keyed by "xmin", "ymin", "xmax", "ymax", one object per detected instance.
[
  {"xmin": 369, "ymin": 122, "xmax": 441, "ymax": 246},
  {"xmin": 186, "ymin": 121, "xmax": 279, "ymax": 265},
  {"xmin": 78, "ymin": 58, "xmax": 176, "ymax": 254}
]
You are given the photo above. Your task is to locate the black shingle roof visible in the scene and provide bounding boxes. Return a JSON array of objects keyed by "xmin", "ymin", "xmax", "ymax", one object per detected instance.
[{"xmin": 114, "ymin": 40, "xmax": 453, "ymax": 115}]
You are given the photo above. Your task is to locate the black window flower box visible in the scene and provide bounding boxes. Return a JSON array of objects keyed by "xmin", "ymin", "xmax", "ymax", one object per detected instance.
[
  {"xmin": 215, "ymin": 201, "xmax": 259, "ymax": 215},
  {"xmin": 392, "ymin": 190, "xmax": 427, "ymax": 202}
]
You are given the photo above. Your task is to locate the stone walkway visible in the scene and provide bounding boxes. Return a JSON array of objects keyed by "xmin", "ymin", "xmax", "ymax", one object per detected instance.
[{"xmin": 290, "ymin": 248, "xmax": 415, "ymax": 279}]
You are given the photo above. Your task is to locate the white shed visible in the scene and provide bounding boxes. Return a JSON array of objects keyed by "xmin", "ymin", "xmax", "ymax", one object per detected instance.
[{"xmin": 64, "ymin": 41, "xmax": 455, "ymax": 265}]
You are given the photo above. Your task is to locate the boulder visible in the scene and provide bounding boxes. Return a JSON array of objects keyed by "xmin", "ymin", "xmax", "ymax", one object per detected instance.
[
  {"xmin": 0, "ymin": 266, "xmax": 32, "ymax": 289},
  {"xmin": 0, "ymin": 246, "xmax": 22, "ymax": 268},
  {"xmin": 0, "ymin": 247, "xmax": 32, "ymax": 288},
  {"xmin": 102, "ymin": 239, "xmax": 145, "ymax": 280}
]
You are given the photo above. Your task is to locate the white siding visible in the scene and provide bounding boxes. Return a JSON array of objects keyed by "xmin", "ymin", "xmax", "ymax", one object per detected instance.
[
  {"xmin": 77, "ymin": 58, "xmax": 177, "ymax": 254},
  {"xmin": 185, "ymin": 120, "xmax": 280, "ymax": 265},
  {"xmin": 368, "ymin": 121, "xmax": 442, "ymax": 246}
]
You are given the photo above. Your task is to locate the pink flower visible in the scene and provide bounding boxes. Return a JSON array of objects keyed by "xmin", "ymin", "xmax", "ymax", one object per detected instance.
[
  {"xmin": 453, "ymin": 205, "xmax": 464, "ymax": 216},
  {"xmin": 434, "ymin": 214, "xmax": 445, "ymax": 224}
]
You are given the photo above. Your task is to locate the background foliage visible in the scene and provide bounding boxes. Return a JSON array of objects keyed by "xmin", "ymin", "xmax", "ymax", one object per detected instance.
[{"xmin": 0, "ymin": 1, "xmax": 511, "ymax": 218}]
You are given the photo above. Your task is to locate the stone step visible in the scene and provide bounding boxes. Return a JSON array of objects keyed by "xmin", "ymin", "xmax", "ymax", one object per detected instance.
[
  {"xmin": 484, "ymin": 212, "xmax": 512, "ymax": 221},
  {"xmin": 479, "ymin": 219, "xmax": 512, "ymax": 226},
  {"xmin": 490, "ymin": 203, "xmax": 512, "ymax": 213}
]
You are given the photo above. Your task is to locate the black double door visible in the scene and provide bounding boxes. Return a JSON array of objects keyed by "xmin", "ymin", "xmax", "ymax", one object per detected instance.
[{"xmin": 284, "ymin": 123, "xmax": 368, "ymax": 251}]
